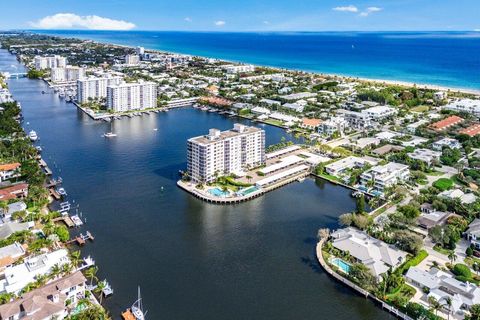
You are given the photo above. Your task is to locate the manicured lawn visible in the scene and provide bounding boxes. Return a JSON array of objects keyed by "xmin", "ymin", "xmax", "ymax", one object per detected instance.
[
  {"xmin": 410, "ymin": 105, "xmax": 429, "ymax": 112},
  {"xmin": 263, "ymin": 119, "xmax": 285, "ymax": 127},
  {"xmin": 433, "ymin": 178, "xmax": 454, "ymax": 191},
  {"xmin": 397, "ymin": 250, "xmax": 428, "ymax": 275},
  {"xmin": 316, "ymin": 172, "xmax": 342, "ymax": 183}
]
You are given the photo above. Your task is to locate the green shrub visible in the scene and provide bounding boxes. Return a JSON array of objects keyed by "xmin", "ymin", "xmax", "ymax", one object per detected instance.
[
  {"xmin": 397, "ymin": 250, "xmax": 428, "ymax": 275},
  {"xmin": 467, "ymin": 247, "xmax": 474, "ymax": 257},
  {"xmin": 453, "ymin": 263, "xmax": 471, "ymax": 278}
]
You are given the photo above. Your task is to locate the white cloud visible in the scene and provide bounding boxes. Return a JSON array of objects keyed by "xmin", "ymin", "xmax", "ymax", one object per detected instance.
[
  {"xmin": 263, "ymin": 21, "xmax": 270, "ymax": 25},
  {"xmin": 184, "ymin": 17, "xmax": 192, "ymax": 22},
  {"xmin": 474, "ymin": 29, "xmax": 480, "ymax": 32},
  {"xmin": 332, "ymin": 5, "xmax": 358, "ymax": 13},
  {"xmin": 214, "ymin": 20, "xmax": 226, "ymax": 26},
  {"xmin": 359, "ymin": 7, "xmax": 383, "ymax": 17},
  {"xmin": 29, "ymin": 13, "xmax": 136, "ymax": 30}
]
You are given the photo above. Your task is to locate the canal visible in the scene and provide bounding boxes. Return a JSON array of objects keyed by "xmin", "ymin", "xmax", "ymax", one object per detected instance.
[{"xmin": 0, "ymin": 50, "xmax": 392, "ymax": 320}]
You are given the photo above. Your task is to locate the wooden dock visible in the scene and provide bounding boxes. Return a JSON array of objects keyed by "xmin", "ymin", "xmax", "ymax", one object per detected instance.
[
  {"xmin": 66, "ymin": 231, "xmax": 95, "ymax": 246},
  {"xmin": 121, "ymin": 310, "xmax": 136, "ymax": 320},
  {"xmin": 49, "ymin": 187, "xmax": 61, "ymax": 200},
  {"xmin": 52, "ymin": 216, "xmax": 75, "ymax": 228}
]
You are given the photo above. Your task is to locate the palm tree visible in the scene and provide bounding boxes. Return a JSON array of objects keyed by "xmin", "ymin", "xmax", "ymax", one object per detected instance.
[
  {"xmin": 428, "ymin": 296, "xmax": 442, "ymax": 316},
  {"xmin": 94, "ymin": 281, "xmax": 106, "ymax": 305},
  {"xmin": 50, "ymin": 263, "xmax": 62, "ymax": 280},
  {"xmin": 444, "ymin": 297, "xmax": 452, "ymax": 320},
  {"xmin": 317, "ymin": 228, "xmax": 330, "ymax": 240},
  {"xmin": 61, "ymin": 263, "xmax": 73, "ymax": 276},
  {"xmin": 85, "ymin": 266, "xmax": 98, "ymax": 286},
  {"xmin": 70, "ymin": 250, "xmax": 81, "ymax": 269},
  {"xmin": 448, "ymin": 252, "xmax": 457, "ymax": 265}
]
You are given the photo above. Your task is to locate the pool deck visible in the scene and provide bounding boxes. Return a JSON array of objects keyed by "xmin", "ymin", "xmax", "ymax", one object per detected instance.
[{"xmin": 177, "ymin": 169, "xmax": 309, "ymax": 204}]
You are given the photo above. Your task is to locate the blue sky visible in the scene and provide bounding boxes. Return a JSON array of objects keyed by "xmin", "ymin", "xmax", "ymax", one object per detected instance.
[{"xmin": 0, "ymin": 0, "xmax": 479, "ymax": 31}]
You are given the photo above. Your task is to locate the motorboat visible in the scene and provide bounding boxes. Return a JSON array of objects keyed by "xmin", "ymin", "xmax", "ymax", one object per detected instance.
[
  {"xmin": 57, "ymin": 187, "xmax": 67, "ymax": 196},
  {"xmin": 103, "ymin": 132, "xmax": 117, "ymax": 138},
  {"xmin": 28, "ymin": 130, "xmax": 38, "ymax": 141}
]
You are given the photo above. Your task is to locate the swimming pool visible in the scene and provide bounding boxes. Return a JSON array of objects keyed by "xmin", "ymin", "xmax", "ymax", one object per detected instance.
[
  {"xmin": 330, "ymin": 258, "xmax": 351, "ymax": 273},
  {"xmin": 238, "ymin": 186, "xmax": 259, "ymax": 196},
  {"xmin": 208, "ymin": 187, "xmax": 229, "ymax": 197}
]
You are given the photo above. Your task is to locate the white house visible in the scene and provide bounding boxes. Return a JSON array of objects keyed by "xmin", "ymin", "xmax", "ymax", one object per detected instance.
[
  {"xmin": 318, "ymin": 116, "xmax": 348, "ymax": 136},
  {"xmin": 331, "ymin": 227, "xmax": 407, "ymax": 278},
  {"xmin": 360, "ymin": 162, "xmax": 409, "ymax": 192},
  {"xmin": 432, "ymin": 137, "xmax": 462, "ymax": 151}
]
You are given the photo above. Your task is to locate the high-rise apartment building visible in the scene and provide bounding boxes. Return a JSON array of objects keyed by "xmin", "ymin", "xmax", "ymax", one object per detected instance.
[{"xmin": 106, "ymin": 81, "xmax": 157, "ymax": 112}]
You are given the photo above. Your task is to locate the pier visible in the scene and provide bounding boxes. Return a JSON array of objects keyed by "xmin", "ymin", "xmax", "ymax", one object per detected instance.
[{"xmin": 67, "ymin": 231, "xmax": 95, "ymax": 246}]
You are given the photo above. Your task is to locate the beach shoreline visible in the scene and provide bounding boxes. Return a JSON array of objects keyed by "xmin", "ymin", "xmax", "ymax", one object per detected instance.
[{"xmin": 31, "ymin": 31, "xmax": 480, "ymax": 96}]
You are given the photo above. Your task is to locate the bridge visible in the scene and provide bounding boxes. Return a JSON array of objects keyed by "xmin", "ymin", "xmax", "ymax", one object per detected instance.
[{"xmin": 2, "ymin": 72, "xmax": 28, "ymax": 79}]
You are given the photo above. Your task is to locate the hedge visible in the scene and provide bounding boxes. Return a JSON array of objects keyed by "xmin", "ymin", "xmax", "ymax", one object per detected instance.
[{"xmin": 397, "ymin": 250, "xmax": 428, "ymax": 275}]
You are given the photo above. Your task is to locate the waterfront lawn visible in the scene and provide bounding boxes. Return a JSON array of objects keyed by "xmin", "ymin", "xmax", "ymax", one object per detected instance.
[
  {"xmin": 316, "ymin": 172, "xmax": 342, "ymax": 183},
  {"xmin": 385, "ymin": 283, "xmax": 416, "ymax": 305},
  {"xmin": 212, "ymin": 176, "xmax": 252, "ymax": 192},
  {"xmin": 263, "ymin": 119, "xmax": 284, "ymax": 127}
]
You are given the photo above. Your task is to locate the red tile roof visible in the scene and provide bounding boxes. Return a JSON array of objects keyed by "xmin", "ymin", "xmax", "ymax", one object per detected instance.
[
  {"xmin": 302, "ymin": 118, "xmax": 323, "ymax": 127},
  {"xmin": 460, "ymin": 124, "xmax": 480, "ymax": 137},
  {"xmin": 0, "ymin": 163, "xmax": 20, "ymax": 172},
  {"xmin": 0, "ymin": 183, "xmax": 28, "ymax": 200},
  {"xmin": 430, "ymin": 115, "xmax": 464, "ymax": 131}
]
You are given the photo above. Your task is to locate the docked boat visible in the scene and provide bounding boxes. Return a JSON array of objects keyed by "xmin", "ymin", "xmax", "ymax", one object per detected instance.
[
  {"xmin": 122, "ymin": 287, "xmax": 146, "ymax": 320},
  {"xmin": 103, "ymin": 132, "xmax": 117, "ymax": 138},
  {"xmin": 57, "ymin": 187, "xmax": 67, "ymax": 196},
  {"xmin": 71, "ymin": 214, "xmax": 83, "ymax": 226},
  {"xmin": 35, "ymin": 146, "xmax": 42, "ymax": 153},
  {"xmin": 28, "ymin": 130, "xmax": 38, "ymax": 142}
]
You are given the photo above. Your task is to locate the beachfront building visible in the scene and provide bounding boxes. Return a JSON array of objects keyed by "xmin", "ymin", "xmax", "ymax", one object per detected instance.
[
  {"xmin": 318, "ymin": 116, "xmax": 348, "ymax": 136},
  {"xmin": 224, "ymin": 64, "xmax": 255, "ymax": 74},
  {"xmin": 106, "ymin": 81, "xmax": 157, "ymax": 112},
  {"xmin": 444, "ymin": 99, "xmax": 480, "ymax": 118},
  {"xmin": 0, "ymin": 271, "xmax": 87, "ymax": 320},
  {"xmin": 50, "ymin": 66, "xmax": 85, "ymax": 84},
  {"xmin": 34, "ymin": 55, "xmax": 66, "ymax": 70},
  {"xmin": 331, "ymin": 227, "xmax": 407, "ymax": 278},
  {"xmin": 0, "ymin": 249, "xmax": 70, "ymax": 294},
  {"xmin": 77, "ymin": 75, "xmax": 123, "ymax": 103},
  {"xmin": 187, "ymin": 124, "xmax": 265, "ymax": 183},
  {"xmin": 360, "ymin": 162, "xmax": 409, "ymax": 192},
  {"xmin": 125, "ymin": 54, "xmax": 140, "ymax": 65},
  {"xmin": 405, "ymin": 266, "xmax": 480, "ymax": 315}
]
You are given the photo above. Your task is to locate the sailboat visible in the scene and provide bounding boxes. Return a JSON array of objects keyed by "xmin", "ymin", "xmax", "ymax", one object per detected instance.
[{"xmin": 122, "ymin": 287, "xmax": 146, "ymax": 320}]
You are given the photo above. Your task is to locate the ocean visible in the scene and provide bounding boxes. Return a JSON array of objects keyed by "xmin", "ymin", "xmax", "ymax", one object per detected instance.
[{"xmin": 31, "ymin": 30, "xmax": 480, "ymax": 90}]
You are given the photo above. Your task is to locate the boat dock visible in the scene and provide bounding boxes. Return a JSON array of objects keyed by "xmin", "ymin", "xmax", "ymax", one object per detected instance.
[
  {"xmin": 52, "ymin": 216, "xmax": 75, "ymax": 228},
  {"xmin": 38, "ymin": 158, "xmax": 52, "ymax": 175},
  {"xmin": 121, "ymin": 310, "xmax": 136, "ymax": 320},
  {"xmin": 49, "ymin": 187, "xmax": 61, "ymax": 200},
  {"xmin": 66, "ymin": 231, "xmax": 94, "ymax": 246}
]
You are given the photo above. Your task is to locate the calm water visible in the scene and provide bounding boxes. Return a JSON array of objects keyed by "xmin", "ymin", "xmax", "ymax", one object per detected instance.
[
  {"xmin": 33, "ymin": 30, "xmax": 480, "ymax": 90},
  {"xmin": 0, "ymin": 50, "xmax": 392, "ymax": 319}
]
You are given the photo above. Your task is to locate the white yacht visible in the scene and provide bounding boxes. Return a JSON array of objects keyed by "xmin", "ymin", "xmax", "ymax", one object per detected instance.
[
  {"xmin": 122, "ymin": 287, "xmax": 146, "ymax": 320},
  {"xmin": 103, "ymin": 132, "xmax": 117, "ymax": 138},
  {"xmin": 28, "ymin": 130, "xmax": 38, "ymax": 141}
]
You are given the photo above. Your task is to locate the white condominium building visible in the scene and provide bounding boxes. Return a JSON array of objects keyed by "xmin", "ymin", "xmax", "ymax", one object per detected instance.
[
  {"xmin": 444, "ymin": 99, "xmax": 480, "ymax": 117},
  {"xmin": 361, "ymin": 105, "xmax": 397, "ymax": 120},
  {"xmin": 318, "ymin": 116, "xmax": 348, "ymax": 136},
  {"xmin": 360, "ymin": 162, "xmax": 409, "ymax": 192},
  {"xmin": 34, "ymin": 55, "xmax": 66, "ymax": 70},
  {"xmin": 125, "ymin": 54, "xmax": 141, "ymax": 65},
  {"xmin": 50, "ymin": 66, "xmax": 85, "ymax": 83},
  {"xmin": 77, "ymin": 75, "xmax": 123, "ymax": 103},
  {"xmin": 224, "ymin": 64, "xmax": 255, "ymax": 74},
  {"xmin": 187, "ymin": 124, "xmax": 265, "ymax": 183},
  {"xmin": 106, "ymin": 81, "xmax": 157, "ymax": 112}
]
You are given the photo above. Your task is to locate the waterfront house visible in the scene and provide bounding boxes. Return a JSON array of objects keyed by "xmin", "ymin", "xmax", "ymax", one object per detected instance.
[
  {"xmin": 251, "ymin": 106, "xmax": 271, "ymax": 115},
  {"xmin": 0, "ymin": 183, "xmax": 28, "ymax": 201},
  {"xmin": 0, "ymin": 271, "xmax": 87, "ymax": 320},
  {"xmin": 300, "ymin": 118, "xmax": 322, "ymax": 131},
  {"xmin": 0, "ymin": 201, "xmax": 27, "ymax": 223},
  {"xmin": 0, "ymin": 249, "xmax": 70, "ymax": 294},
  {"xmin": 0, "ymin": 221, "xmax": 33, "ymax": 240},
  {"xmin": 0, "ymin": 242, "xmax": 26, "ymax": 273},
  {"xmin": 330, "ymin": 227, "xmax": 407, "ymax": 278},
  {"xmin": 360, "ymin": 162, "xmax": 409, "ymax": 193},
  {"xmin": 405, "ymin": 266, "xmax": 480, "ymax": 315},
  {"xmin": 0, "ymin": 163, "xmax": 20, "ymax": 183},
  {"xmin": 325, "ymin": 156, "xmax": 378, "ymax": 176}
]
